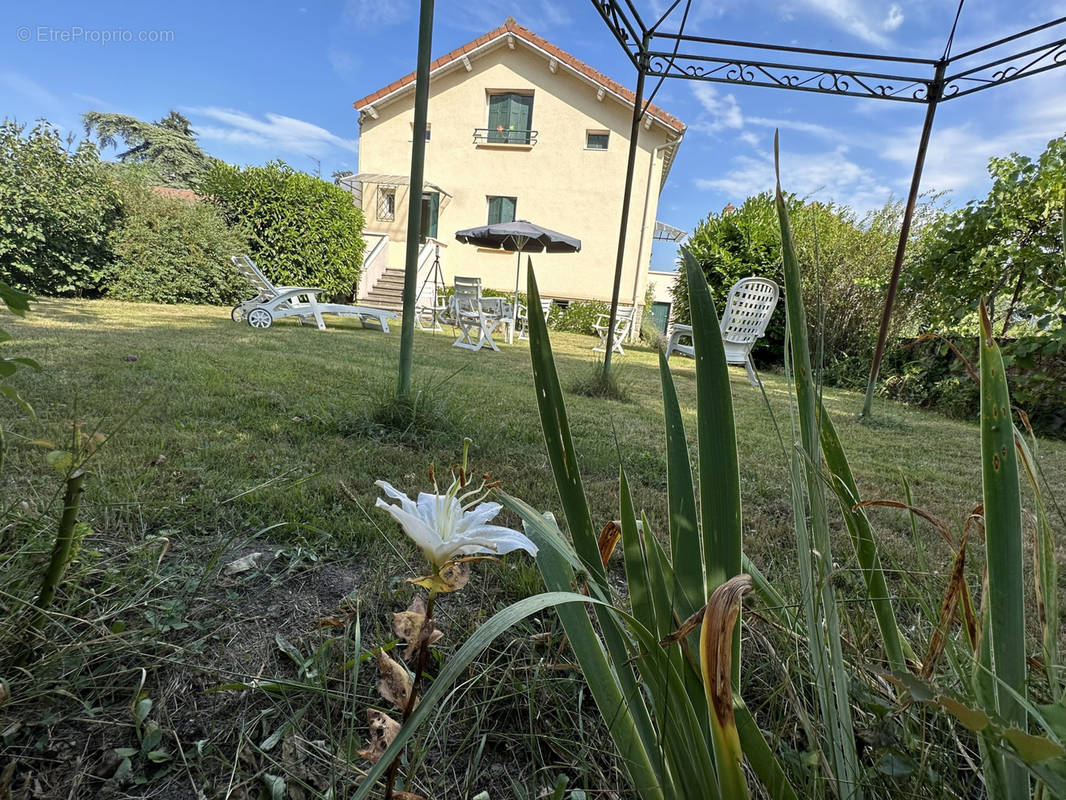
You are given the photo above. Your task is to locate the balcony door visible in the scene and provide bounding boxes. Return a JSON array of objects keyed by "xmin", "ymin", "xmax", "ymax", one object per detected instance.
[{"xmin": 487, "ymin": 93, "xmax": 533, "ymax": 144}]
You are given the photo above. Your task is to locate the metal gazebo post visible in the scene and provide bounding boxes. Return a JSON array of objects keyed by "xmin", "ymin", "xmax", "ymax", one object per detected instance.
[
  {"xmin": 861, "ymin": 59, "xmax": 946, "ymax": 419},
  {"xmin": 397, "ymin": 0, "xmax": 434, "ymax": 399},
  {"xmin": 602, "ymin": 37, "xmax": 648, "ymax": 381}
]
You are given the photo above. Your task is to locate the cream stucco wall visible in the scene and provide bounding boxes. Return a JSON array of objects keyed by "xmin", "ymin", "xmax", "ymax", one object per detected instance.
[
  {"xmin": 356, "ymin": 39, "xmax": 679, "ymax": 308},
  {"xmin": 647, "ymin": 269, "xmax": 679, "ymax": 304}
]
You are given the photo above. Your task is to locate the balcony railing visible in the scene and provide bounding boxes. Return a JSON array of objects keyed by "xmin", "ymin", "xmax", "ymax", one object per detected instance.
[{"xmin": 472, "ymin": 128, "xmax": 538, "ymax": 146}]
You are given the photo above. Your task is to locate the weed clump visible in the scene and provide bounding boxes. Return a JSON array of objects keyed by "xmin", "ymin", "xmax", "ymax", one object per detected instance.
[
  {"xmin": 360, "ymin": 388, "xmax": 459, "ymax": 447},
  {"xmin": 567, "ymin": 361, "xmax": 631, "ymax": 402}
]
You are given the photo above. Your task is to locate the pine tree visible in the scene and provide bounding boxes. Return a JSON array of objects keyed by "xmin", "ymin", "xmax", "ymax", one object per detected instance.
[{"xmin": 83, "ymin": 110, "xmax": 212, "ymax": 188}]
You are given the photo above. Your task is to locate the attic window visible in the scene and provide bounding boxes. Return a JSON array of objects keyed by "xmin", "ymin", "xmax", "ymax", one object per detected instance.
[
  {"xmin": 586, "ymin": 130, "xmax": 609, "ymax": 150},
  {"xmin": 410, "ymin": 122, "xmax": 431, "ymax": 142}
]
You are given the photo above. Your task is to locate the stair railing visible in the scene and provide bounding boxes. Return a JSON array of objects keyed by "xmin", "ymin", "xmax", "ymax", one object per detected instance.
[{"xmin": 357, "ymin": 231, "xmax": 390, "ymax": 301}]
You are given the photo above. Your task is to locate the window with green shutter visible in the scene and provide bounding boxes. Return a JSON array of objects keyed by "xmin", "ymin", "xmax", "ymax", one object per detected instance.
[
  {"xmin": 487, "ymin": 196, "xmax": 517, "ymax": 225},
  {"xmin": 487, "ymin": 93, "xmax": 533, "ymax": 144}
]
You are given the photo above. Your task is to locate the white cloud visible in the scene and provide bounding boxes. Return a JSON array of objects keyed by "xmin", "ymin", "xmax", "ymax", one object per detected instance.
[
  {"xmin": 439, "ymin": 0, "xmax": 572, "ymax": 32},
  {"xmin": 328, "ymin": 48, "xmax": 359, "ymax": 77},
  {"xmin": 695, "ymin": 144, "xmax": 894, "ymax": 213},
  {"xmin": 746, "ymin": 115, "xmax": 845, "ymax": 142},
  {"xmin": 883, "ymin": 3, "xmax": 904, "ymax": 32},
  {"xmin": 796, "ymin": 0, "xmax": 903, "ymax": 47},
  {"xmin": 186, "ymin": 107, "xmax": 358, "ymax": 157},
  {"xmin": 72, "ymin": 92, "xmax": 116, "ymax": 111},
  {"xmin": 1, "ymin": 72, "xmax": 63, "ymax": 115},
  {"xmin": 877, "ymin": 72, "xmax": 1066, "ymax": 197},
  {"xmin": 690, "ymin": 84, "xmax": 744, "ymax": 134},
  {"xmin": 343, "ymin": 0, "xmax": 411, "ymax": 27}
]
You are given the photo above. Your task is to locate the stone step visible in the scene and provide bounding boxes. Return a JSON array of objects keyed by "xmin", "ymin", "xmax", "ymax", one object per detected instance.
[
  {"xmin": 359, "ymin": 267, "xmax": 421, "ymax": 315},
  {"xmin": 366, "ymin": 286, "xmax": 403, "ymax": 300}
]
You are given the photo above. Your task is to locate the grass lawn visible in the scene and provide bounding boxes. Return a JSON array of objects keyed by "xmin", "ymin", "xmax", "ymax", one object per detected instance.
[{"xmin": 3, "ymin": 298, "xmax": 1065, "ymax": 798}]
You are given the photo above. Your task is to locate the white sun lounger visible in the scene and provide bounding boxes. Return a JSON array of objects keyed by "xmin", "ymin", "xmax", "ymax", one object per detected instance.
[{"xmin": 230, "ymin": 255, "xmax": 396, "ymax": 333}]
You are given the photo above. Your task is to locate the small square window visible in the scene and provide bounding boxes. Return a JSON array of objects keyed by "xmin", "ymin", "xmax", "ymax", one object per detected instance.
[
  {"xmin": 377, "ymin": 187, "xmax": 396, "ymax": 222},
  {"xmin": 586, "ymin": 131, "xmax": 609, "ymax": 150},
  {"xmin": 410, "ymin": 122, "xmax": 431, "ymax": 142}
]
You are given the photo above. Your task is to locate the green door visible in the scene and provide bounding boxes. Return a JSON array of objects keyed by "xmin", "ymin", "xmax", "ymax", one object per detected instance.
[
  {"xmin": 420, "ymin": 192, "xmax": 439, "ymax": 241},
  {"xmin": 650, "ymin": 301, "xmax": 671, "ymax": 333}
]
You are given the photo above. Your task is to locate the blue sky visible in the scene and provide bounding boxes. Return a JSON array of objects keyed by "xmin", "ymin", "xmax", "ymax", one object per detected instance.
[{"xmin": 3, "ymin": 1, "xmax": 1064, "ymax": 267}]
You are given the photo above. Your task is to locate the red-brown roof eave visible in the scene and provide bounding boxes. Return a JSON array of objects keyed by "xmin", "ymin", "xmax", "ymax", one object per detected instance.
[{"xmin": 352, "ymin": 19, "xmax": 685, "ymax": 134}]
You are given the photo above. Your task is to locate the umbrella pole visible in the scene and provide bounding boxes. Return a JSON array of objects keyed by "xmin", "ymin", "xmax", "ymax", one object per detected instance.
[{"xmin": 511, "ymin": 249, "xmax": 522, "ymax": 344}]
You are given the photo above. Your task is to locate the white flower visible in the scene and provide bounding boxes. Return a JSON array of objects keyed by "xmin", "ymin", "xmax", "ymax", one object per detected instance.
[{"xmin": 375, "ymin": 479, "xmax": 538, "ymax": 570}]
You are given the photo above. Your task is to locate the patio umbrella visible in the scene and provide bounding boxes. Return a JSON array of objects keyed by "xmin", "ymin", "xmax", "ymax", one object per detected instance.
[{"xmin": 454, "ymin": 220, "xmax": 581, "ymax": 344}]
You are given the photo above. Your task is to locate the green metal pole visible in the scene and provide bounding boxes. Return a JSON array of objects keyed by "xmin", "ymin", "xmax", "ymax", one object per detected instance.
[
  {"xmin": 860, "ymin": 61, "xmax": 944, "ymax": 419},
  {"xmin": 602, "ymin": 46, "xmax": 647, "ymax": 381},
  {"xmin": 396, "ymin": 0, "xmax": 434, "ymax": 398}
]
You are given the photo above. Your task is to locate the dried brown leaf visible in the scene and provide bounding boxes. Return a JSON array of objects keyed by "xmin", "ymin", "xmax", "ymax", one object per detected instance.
[
  {"xmin": 408, "ymin": 556, "xmax": 496, "ymax": 594},
  {"xmin": 223, "ymin": 552, "xmax": 264, "ymax": 576},
  {"xmin": 700, "ymin": 574, "xmax": 753, "ymax": 730},
  {"xmin": 392, "ymin": 596, "xmax": 443, "ymax": 660},
  {"xmin": 659, "ymin": 603, "xmax": 707, "ymax": 648},
  {"xmin": 922, "ymin": 530, "xmax": 970, "ymax": 680},
  {"xmin": 855, "ymin": 499, "xmax": 955, "ymax": 549},
  {"xmin": 357, "ymin": 709, "xmax": 400, "ymax": 763},
  {"xmin": 376, "ymin": 650, "xmax": 415, "ymax": 711},
  {"xmin": 597, "ymin": 520, "xmax": 622, "ymax": 566}
]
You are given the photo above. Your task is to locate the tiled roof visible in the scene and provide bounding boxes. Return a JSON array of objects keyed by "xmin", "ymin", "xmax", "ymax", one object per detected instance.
[{"xmin": 353, "ymin": 18, "xmax": 685, "ymax": 134}]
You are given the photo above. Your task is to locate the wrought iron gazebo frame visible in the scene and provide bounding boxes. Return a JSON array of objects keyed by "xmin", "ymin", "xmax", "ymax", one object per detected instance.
[{"xmin": 588, "ymin": 0, "xmax": 1066, "ymax": 415}]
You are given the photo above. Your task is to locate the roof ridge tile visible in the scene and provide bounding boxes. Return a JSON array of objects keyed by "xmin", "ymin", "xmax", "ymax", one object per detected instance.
[{"xmin": 352, "ymin": 20, "xmax": 685, "ymax": 133}]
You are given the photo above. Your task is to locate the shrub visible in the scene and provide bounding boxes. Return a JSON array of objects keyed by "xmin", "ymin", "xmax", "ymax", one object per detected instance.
[
  {"xmin": 0, "ymin": 120, "xmax": 120, "ymax": 296},
  {"xmin": 103, "ymin": 172, "xmax": 249, "ymax": 305},
  {"xmin": 200, "ymin": 161, "xmax": 366, "ymax": 300},
  {"xmin": 554, "ymin": 300, "xmax": 610, "ymax": 336},
  {"xmin": 671, "ymin": 193, "xmax": 937, "ymax": 368},
  {"xmin": 879, "ymin": 332, "xmax": 1066, "ymax": 438},
  {"xmin": 903, "ymin": 133, "xmax": 1065, "ymax": 337}
]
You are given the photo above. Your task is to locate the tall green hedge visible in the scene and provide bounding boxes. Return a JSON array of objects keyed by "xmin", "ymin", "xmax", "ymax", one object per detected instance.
[
  {"xmin": 0, "ymin": 120, "xmax": 120, "ymax": 296},
  {"xmin": 671, "ymin": 193, "xmax": 933, "ymax": 368},
  {"xmin": 200, "ymin": 161, "xmax": 365, "ymax": 300},
  {"xmin": 104, "ymin": 173, "xmax": 249, "ymax": 305}
]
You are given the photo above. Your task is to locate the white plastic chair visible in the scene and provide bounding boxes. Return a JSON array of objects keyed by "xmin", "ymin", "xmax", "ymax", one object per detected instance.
[
  {"xmin": 665, "ymin": 276, "xmax": 779, "ymax": 386},
  {"xmin": 415, "ymin": 285, "xmax": 447, "ymax": 332},
  {"xmin": 593, "ymin": 305, "xmax": 637, "ymax": 355},
  {"xmin": 230, "ymin": 256, "xmax": 396, "ymax": 333},
  {"xmin": 516, "ymin": 298, "xmax": 553, "ymax": 341},
  {"xmin": 449, "ymin": 277, "xmax": 509, "ymax": 352}
]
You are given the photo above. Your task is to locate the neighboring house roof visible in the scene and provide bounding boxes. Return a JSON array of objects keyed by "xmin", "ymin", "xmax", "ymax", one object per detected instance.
[
  {"xmin": 353, "ymin": 17, "xmax": 686, "ymax": 185},
  {"xmin": 150, "ymin": 186, "xmax": 199, "ymax": 202}
]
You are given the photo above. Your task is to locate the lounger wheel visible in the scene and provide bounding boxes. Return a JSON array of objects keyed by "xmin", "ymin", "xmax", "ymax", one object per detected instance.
[
  {"xmin": 231, "ymin": 304, "xmax": 246, "ymax": 322},
  {"xmin": 246, "ymin": 308, "xmax": 273, "ymax": 329}
]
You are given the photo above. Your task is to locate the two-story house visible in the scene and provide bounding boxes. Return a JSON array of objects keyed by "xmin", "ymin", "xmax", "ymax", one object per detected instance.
[{"xmin": 347, "ymin": 17, "xmax": 685, "ymax": 320}]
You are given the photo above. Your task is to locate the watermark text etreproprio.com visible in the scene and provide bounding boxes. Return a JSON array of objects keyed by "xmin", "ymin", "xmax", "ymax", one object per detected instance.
[{"xmin": 15, "ymin": 26, "xmax": 175, "ymax": 44}]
